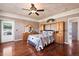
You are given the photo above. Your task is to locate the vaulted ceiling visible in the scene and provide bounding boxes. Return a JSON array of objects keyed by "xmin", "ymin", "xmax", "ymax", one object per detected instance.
[{"xmin": 0, "ymin": 3, "xmax": 79, "ymax": 21}]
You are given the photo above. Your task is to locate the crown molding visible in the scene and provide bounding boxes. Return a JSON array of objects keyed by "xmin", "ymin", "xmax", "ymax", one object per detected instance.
[
  {"xmin": 39, "ymin": 8, "xmax": 79, "ymax": 22},
  {"xmin": 0, "ymin": 8, "xmax": 79, "ymax": 22},
  {"xmin": 0, "ymin": 11, "xmax": 39, "ymax": 22}
]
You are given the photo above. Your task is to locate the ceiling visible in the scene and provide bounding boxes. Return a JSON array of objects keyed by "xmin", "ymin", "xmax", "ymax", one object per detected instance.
[{"xmin": 0, "ymin": 3, "xmax": 79, "ymax": 20}]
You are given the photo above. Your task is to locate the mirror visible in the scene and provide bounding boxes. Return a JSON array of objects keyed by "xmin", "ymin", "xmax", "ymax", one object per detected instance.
[{"xmin": 25, "ymin": 24, "xmax": 33, "ymax": 32}]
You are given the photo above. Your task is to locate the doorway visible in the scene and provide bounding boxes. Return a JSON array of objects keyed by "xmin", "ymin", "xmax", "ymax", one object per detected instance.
[
  {"xmin": 67, "ymin": 17, "xmax": 79, "ymax": 44},
  {"xmin": 1, "ymin": 20, "xmax": 15, "ymax": 43},
  {"xmin": 72, "ymin": 22, "xmax": 78, "ymax": 41}
]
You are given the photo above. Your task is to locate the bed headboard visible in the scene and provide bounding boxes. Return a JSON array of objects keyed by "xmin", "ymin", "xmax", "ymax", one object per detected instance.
[{"xmin": 44, "ymin": 30, "xmax": 54, "ymax": 31}]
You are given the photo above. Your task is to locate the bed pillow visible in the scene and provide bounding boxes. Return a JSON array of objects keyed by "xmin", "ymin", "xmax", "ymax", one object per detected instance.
[
  {"xmin": 42, "ymin": 31, "xmax": 48, "ymax": 37},
  {"xmin": 47, "ymin": 31, "xmax": 54, "ymax": 36},
  {"xmin": 42, "ymin": 31, "xmax": 54, "ymax": 36}
]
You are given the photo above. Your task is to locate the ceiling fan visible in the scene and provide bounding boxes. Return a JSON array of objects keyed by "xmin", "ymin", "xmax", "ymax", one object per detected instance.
[{"xmin": 23, "ymin": 3, "xmax": 44, "ymax": 16}]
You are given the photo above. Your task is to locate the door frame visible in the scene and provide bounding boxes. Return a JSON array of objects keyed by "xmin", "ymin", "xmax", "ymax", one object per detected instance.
[
  {"xmin": 1, "ymin": 20, "xmax": 15, "ymax": 43},
  {"xmin": 67, "ymin": 17, "xmax": 79, "ymax": 44}
]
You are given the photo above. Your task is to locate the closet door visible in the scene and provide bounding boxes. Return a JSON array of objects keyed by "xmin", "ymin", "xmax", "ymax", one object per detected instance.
[
  {"xmin": 59, "ymin": 22, "xmax": 65, "ymax": 44},
  {"xmin": 39, "ymin": 24, "xmax": 45, "ymax": 32},
  {"xmin": 50, "ymin": 24, "xmax": 56, "ymax": 30},
  {"xmin": 55, "ymin": 22, "xmax": 60, "ymax": 44},
  {"xmin": 55, "ymin": 22, "xmax": 65, "ymax": 44}
]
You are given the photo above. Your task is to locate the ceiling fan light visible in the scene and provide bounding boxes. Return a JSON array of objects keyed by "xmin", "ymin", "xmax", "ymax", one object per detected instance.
[{"xmin": 31, "ymin": 10, "xmax": 36, "ymax": 13}]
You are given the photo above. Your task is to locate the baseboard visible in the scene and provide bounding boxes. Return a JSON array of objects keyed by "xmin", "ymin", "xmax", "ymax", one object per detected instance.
[
  {"xmin": 0, "ymin": 39, "xmax": 22, "ymax": 44},
  {"xmin": 64, "ymin": 42, "xmax": 69, "ymax": 44}
]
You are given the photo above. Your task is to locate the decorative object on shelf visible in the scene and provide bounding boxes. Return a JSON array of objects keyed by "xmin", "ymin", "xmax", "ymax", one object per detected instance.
[
  {"xmin": 39, "ymin": 24, "xmax": 45, "ymax": 33},
  {"xmin": 47, "ymin": 19, "xmax": 55, "ymax": 23},
  {"xmin": 25, "ymin": 24, "xmax": 33, "ymax": 32}
]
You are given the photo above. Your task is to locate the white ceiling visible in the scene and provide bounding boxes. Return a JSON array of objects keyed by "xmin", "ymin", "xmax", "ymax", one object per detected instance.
[{"xmin": 0, "ymin": 3, "xmax": 79, "ymax": 20}]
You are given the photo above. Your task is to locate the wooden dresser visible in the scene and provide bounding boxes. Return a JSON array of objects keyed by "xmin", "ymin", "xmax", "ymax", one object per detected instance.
[
  {"xmin": 55, "ymin": 21, "xmax": 65, "ymax": 44},
  {"xmin": 22, "ymin": 32, "xmax": 38, "ymax": 41}
]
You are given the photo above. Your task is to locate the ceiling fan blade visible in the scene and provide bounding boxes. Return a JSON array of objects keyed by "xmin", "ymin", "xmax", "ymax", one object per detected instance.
[
  {"xmin": 37, "ymin": 9, "xmax": 44, "ymax": 11},
  {"xmin": 22, "ymin": 8, "xmax": 30, "ymax": 11},
  {"xmin": 28, "ymin": 12, "xmax": 32, "ymax": 15},
  {"xmin": 35, "ymin": 12, "xmax": 39, "ymax": 16}
]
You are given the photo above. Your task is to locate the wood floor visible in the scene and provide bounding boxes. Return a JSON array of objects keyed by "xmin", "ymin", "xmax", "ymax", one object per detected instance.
[{"xmin": 0, "ymin": 40, "xmax": 79, "ymax": 56}]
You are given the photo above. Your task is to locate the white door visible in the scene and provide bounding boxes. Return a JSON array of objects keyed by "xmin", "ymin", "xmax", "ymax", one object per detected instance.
[
  {"xmin": 1, "ymin": 21, "xmax": 15, "ymax": 43},
  {"xmin": 67, "ymin": 19, "xmax": 72, "ymax": 44}
]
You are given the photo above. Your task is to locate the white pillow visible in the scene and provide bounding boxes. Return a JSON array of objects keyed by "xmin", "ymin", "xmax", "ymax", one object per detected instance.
[
  {"xmin": 47, "ymin": 31, "xmax": 54, "ymax": 36},
  {"xmin": 42, "ymin": 31, "xmax": 48, "ymax": 37}
]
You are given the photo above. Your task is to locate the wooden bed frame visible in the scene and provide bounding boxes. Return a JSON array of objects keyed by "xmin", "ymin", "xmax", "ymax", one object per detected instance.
[{"xmin": 22, "ymin": 32, "xmax": 39, "ymax": 42}]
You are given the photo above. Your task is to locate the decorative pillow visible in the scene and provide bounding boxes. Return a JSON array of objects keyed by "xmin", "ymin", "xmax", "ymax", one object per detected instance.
[
  {"xmin": 42, "ymin": 31, "xmax": 48, "ymax": 37},
  {"xmin": 47, "ymin": 31, "xmax": 53, "ymax": 36},
  {"xmin": 42, "ymin": 31, "xmax": 54, "ymax": 36}
]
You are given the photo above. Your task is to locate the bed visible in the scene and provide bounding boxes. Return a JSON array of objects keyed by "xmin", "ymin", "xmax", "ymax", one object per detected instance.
[{"xmin": 27, "ymin": 30, "xmax": 55, "ymax": 51}]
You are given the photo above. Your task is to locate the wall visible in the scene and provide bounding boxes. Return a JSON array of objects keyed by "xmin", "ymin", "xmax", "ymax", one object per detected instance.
[
  {"xmin": 0, "ymin": 20, "xmax": 1, "ymax": 42},
  {"xmin": 15, "ymin": 19, "xmax": 39, "ymax": 40}
]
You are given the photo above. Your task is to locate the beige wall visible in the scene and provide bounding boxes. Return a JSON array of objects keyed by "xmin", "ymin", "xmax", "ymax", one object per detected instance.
[{"xmin": 15, "ymin": 19, "xmax": 39, "ymax": 40}]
